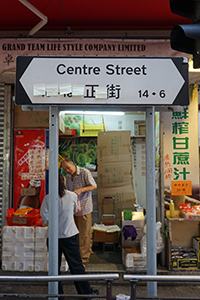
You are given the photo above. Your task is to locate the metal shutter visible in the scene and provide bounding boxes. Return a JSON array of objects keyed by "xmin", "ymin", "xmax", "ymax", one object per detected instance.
[{"xmin": 0, "ymin": 83, "xmax": 12, "ymax": 258}]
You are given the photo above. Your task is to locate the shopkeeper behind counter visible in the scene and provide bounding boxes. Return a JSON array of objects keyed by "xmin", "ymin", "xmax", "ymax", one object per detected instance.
[{"xmin": 61, "ymin": 158, "xmax": 97, "ymax": 266}]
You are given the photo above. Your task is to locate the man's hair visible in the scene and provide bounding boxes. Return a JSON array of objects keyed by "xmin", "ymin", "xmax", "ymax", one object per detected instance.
[
  {"xmin": 61, "ymin": 158, "xmax": 73, "ymax": 166},
  {"xmin": 59, "ymin": 173, "xmax": 66, "ymax": 198}
]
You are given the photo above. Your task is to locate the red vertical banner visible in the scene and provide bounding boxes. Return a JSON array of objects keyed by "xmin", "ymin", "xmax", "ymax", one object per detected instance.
[{"xmin": 13, "ymin": 129, "xmax": 46, "ymax": 211}]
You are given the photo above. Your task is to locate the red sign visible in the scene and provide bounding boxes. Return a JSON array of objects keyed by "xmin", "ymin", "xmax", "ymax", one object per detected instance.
[{"xmin": 13, "ymin": 129, "xmax": 46, "ymax": 211}]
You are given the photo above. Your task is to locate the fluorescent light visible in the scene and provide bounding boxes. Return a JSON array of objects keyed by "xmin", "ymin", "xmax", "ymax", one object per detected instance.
[{"xmin": 63, "ymin": 111, "xmax": 125, "ymax": 115}]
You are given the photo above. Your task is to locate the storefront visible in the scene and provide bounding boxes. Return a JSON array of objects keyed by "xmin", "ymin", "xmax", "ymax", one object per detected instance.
[{"xmin": 0, "ymin": 38, "xmax": 200, "ymax": 273}]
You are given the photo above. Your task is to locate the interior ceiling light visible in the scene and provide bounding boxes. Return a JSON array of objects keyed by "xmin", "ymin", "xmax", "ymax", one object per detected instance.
[{"xmin": 63, "ymin": 111, "xmax": 125, "ymax": 115}]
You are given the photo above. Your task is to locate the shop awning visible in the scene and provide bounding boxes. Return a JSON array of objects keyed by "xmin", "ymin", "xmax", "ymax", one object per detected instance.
[{"xmin": 0, "ymin": 0, "xmax": 191, "ymax": 37}]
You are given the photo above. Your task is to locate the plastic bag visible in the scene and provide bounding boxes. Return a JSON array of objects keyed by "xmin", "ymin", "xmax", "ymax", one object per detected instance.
[
  {"xmin": 77, "ymin": 198, "xmax": 81, "ymax": 213},
  {"xmin": 140, "ymin": 221, "xmax": 164, "ymax": 255}
]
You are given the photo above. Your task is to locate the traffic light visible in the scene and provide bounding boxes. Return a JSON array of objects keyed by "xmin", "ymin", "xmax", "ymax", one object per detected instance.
[{"xmin": 170, "ymin": 0, "xmax": 200, "ymax": 68}]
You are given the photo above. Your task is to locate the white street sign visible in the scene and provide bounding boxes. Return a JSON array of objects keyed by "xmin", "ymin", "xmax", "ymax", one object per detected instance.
[{"xmin": 15, "ymin": 56, "xmax": 189, "ymax": 106}]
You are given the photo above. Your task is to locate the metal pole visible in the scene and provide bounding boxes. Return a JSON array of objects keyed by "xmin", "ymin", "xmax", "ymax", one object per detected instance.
[
  {"xmin": 0, "ymin": 273, "xmax": 119, "ymax": 282},
  {"xmin": 146, "ymin": 107, "xmax": 157, "ymax": 297},
  {"xmin": 160, "ymin": 117, "xmax": 166, "ymax": 267},
  {"xmin": 124, "ymin": 274, "xmax": 200, "ymax": 282},
  {"xmin": 49, "ymin": 106, "xmax": 59, "ymax": 300},
  {"xmin": 106, "ymin": 279, "xmax": 113, "ymax": 300},
  {"xmin": 130, "ymin": 280, "xmax": 137, "ymax": 300}
]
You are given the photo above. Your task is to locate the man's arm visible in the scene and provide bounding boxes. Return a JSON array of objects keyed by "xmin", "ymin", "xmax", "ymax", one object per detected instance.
[{"xmin": 74, "ymin": 185, "xmax": 97, "ymax": 196}]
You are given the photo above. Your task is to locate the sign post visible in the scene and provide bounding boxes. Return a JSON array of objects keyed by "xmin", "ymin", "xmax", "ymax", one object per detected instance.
[
  {"xmin": 15, "ymin": 56, "xmax": 189, "ymax": 299},
  {"xmin": 48, "ymin": 106, "xmax": 59, "ymax": 300},
  {"xmin": 146, "ymin": 107, "xmax": 157, "ymax": 297}
]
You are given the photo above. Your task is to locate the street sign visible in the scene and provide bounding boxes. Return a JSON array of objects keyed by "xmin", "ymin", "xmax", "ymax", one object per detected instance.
[{"xmin": 15, "ymin": 56, "xmax": 189, "ymax": 106}]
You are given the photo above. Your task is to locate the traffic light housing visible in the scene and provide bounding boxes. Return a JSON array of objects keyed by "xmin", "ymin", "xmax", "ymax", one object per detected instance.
[{"xmin": 170, "ymin": 0, "xmax": 200, "ymax": 68}]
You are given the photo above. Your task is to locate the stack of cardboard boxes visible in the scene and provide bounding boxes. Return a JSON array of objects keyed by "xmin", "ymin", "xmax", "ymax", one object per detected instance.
[
  {"xmin": 97, "ymin": 131, "xmax": 136, "ymax": 226},
  {"xmin": 121, "ymin": 211, "xmax": 147, "ymax": 271}
]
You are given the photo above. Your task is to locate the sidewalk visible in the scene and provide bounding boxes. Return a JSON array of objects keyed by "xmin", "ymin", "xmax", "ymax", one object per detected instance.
[
  {"xmin": 1, "ymin": 281, "xmax": 200, "ymax": 300},
  {"xmin": 1, "ymin": 271, "xmax": 200, "ymax": 300}
]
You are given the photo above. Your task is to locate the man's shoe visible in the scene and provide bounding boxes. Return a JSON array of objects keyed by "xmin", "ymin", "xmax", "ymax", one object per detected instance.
[{"xmin": 90, "ymin": 289, "xmax": 99, "ymax": 295}]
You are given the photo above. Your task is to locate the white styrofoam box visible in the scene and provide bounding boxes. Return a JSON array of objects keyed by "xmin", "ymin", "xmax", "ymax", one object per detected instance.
[
  {"xmin": 61, "ymin": 254, "xmax": 67, "ymax": 272},
  {"xmin": 35, "ymin": 226, "xmax": 48, "ymax": 240},
  {"xmin": 2, "ymin": 260, "xmax": 34, "ymax": 272},
  {"xmin": 34, "ymin": 247, "xmax": 48, "ymax": 272},
  {"xmin": 122, "ymin": 228, "xmax": 144, "ymax": 248},
  {"xmin": 35, "ymin": 226, "xmax": 48, "ymax": 272},
  {"xmin": 2, "ymin": 226, "xmax": 69, "ymax": 272},
  {"xmin": 34, "ymin": 227, "xmax": 67, "ymax": 272},
  {"xmin": 34, "ymin": 257, "xmax": 48, "ymax": 272},
  {"xmin": 35, "ymin": 227, "xmax": 48, "ymax": 252},
  {"xmin": 122, "ymin": 248, "xmax": 147, "ymax": 271},
  {"xmin": 2, "ymin": 226, "xmax": 35, "ymax": 271},
  {"xmin": 35, "ymin": 254, "xmax": 67, "ymax": 272},
  {"xmin": 34, "ymin": 254, "xmax": 66, "ymax": 272},
  {"xmin": 2, "ymin": 226, "xmax": 34, "ymax": 241}
]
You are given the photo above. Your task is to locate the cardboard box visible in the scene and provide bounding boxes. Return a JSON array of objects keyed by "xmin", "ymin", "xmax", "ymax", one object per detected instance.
[
  {"xmin": 122, "ymin": 211, "xmax": 145, "ymax": 228},
  {"xmin": 193, "ymin": 236, "xmax": 200, "ymax": 261},
  {"xmin": 14, "ymin": 105, "xmax": 49, "ymax": 128},
  {"xmin": 97, "ymin": 130, "xmax": 136, "ymax": 226},
  {"xmin": 172, "ymin": 257, "xmax": 198, "ymax": 269},
  {"xmin": 93, "ymin": 229, "xmax": 120, "ymax": 243},
  {"xmin": 97, "ymin": 131, "xmax": 132, "ymax": 163},
  {"xmin": 98, "ymin": 162, "xmax": 133, "ymax": 188},
  {"xmin": 98, "ymin": 185, "xmax": 136, "ymax": 225}
]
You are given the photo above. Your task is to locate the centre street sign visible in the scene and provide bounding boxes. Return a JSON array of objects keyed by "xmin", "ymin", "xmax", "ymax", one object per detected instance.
[{"xmin": 15, "ymin": 56, "xmax": 189, "ymax": 106}]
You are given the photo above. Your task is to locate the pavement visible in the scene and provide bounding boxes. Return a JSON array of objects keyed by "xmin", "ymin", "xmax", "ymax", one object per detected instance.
[
  {"xmin": 1, "ymin": 282, "xmax": 200, "ymax": 300},
  {"xmin": 1, "ymin": 270, "xmax": 200, "ymax": 300}
]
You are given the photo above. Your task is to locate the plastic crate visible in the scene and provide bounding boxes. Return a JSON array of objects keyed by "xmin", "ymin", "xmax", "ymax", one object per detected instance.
[
  {"xmin": 5, "ymin": 209, "xmax": 40, "ymax": 226},
  {"xmin": 64, "ymin": 129, "xmax": 77, "ymax": 136},
  {"xmin": 34, "ymin": 215, "xmax": 45, "ymax": 227},
  {"xmin": 80, "ymin": 122, "xmax": 106, "ymax": 136}
]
